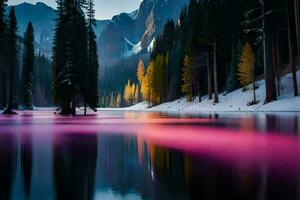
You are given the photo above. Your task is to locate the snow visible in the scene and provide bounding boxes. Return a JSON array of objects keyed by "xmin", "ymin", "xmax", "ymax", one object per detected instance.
[
  {"xmin": 148, "ymin": 38, "xmax": 155, "ymax": 52},
  {"xmin": 123, "ymin": 37, "xmax": 142, "ymax": 57},
  {"xmin": 126, "ymin": 70, "xmax": 300, "ymax": 112}
]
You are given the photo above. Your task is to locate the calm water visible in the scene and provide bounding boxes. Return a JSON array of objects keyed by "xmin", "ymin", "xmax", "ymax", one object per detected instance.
[{"xmin": 0, "ymin": 110, "xmax": 300, "ymax": 200}]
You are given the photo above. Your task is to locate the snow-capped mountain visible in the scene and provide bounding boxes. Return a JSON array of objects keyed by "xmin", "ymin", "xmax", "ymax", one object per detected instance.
[
  {"xmin": 8, "ymin": 0, "xmax": 188, "ymax": 63},
  {"xmin": 98, "ymin": 0, "xmax": 189, "ymax": 67}
]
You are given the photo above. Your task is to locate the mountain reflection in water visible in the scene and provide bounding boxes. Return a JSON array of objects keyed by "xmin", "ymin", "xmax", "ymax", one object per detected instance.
[{"xmin": 0, "ymin": 110, "xmax": 299, "ymax": 200}]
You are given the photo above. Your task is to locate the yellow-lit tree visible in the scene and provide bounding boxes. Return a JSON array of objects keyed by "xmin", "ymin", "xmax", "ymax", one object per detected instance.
[
  {"xmin": 181, "ymin": 55, "xmax": 192, "ymax": 101},
  {"xmin": 238, "ymin": 43, "xmax": 257, "ymax": 104},
  {"xmin": 134, "ymin": 84, "xmax": 139, "ymax": 104},
  {"xmin": 137, "ymin": 59, "xmax": 145, "ymax": 84},
  {"xmin": 131, "ymin": 83, "xmax": 136, "ymax": 104},
  {"xmin": 141, "ymin": 74, "xmax": 149, "ymax": 102},
  {"xmin": 124, "ymin": 80, "xmax": 132, "ymax": 105},
  {"xmin": 146, "ymin": 61, "xmax": 155, "ymax": 105}
]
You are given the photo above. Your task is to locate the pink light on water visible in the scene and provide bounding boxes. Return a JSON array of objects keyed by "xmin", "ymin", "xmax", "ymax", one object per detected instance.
[{"xmin": 0, "ymin": 110, "xmax": 299, "ymax": 177}]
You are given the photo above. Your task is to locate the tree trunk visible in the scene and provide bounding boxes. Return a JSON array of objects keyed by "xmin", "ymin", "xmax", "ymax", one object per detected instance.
[
  {"xmin": 206, "ymin": 52, "xmax": 212, "ymax": 100},
  {"xmin": 198, "ymin": 69, "xmax": 201, "ymax": 102},
  {"xmin": 61, "ymin": 98, "xmax": 71, "ymax": 115},
  {"xmin": 271, "ymin": 17, "xmax": 281, "ymax": 96},
  {"xmin": 3, "ymin": 68, "xmax": 16, "ymax": 114},
  {"xmin": 71, "ymin": 85, "xmax": 76, "ymax": 115},
  {"xmin": 84, "ymin": 98, "xmax": 87, "ymax": 116},
  {"xmin": 213, "ymin": 39, "xmax": 219, "ymax": 103},
  {"xmin": 253, "ymin": 61, "xmax": 257, "ymax": 103},
  {"xmin": 288, "ymin": 4, "xmax": 299, "ymax": 96},
  {"xmin": 1, "ymin": 75, "xmax": 7, "ymax": 109},
  {"xmin": 262, "ymin": 0, "xmax": 277, "ymax": 104}
]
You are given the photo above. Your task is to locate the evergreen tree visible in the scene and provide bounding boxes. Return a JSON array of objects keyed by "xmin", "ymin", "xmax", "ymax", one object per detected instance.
[
  {"xmin": 52, "ymin": 0, "xmax": 94, "ymax": 115},
  {"xmin": 226, "ymin": 41, "xmax": 242, "ymax": 93},
  {"xmin": 181, "ymin": 55, "xmax": 192, "ymax": 102},
  {"xmin": 3, "ymin": 7, "xmax": 18, "ymax": 114},
  {"xmin": 22, "ymin": 22, "xmax": 35, "ymax": 110},
  {"xmin": 85, "ymin": 0, "xmax": 99, "ymax": 114},
  {"xmin": 0, "ymin": 0, "xmax": 7, "ymax": 109}
]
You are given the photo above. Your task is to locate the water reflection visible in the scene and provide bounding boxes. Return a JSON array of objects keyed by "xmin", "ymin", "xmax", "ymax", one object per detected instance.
[
  {"xmin": 53, "ymin": 134, "xmax": 98, "ymax": 200},
  {"xmin": 21, "ymin": 133, "xmax": 33, "ymax": 198},
  {"xmin": 0, "ymin": 111, "xmax": 299, "ymax": 199},
  {"xmin": 0, "ymin": 133, "xmax": 17, "ymax": 200}
]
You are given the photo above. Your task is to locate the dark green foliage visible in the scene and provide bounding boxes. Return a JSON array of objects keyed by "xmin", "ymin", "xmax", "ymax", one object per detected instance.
[
  {"xmin": 3, "ymin": 7, "xmax": 18, "ymax": 114},
  {"xmin": 226, "ymin": 41, "xmax": 242, "ymax": 93},
  {"xmin": 147, "ymin": 0, "xmax": 260, "ymax": 103},
  {"xmin": 52, "ymin": 0, "xmax": 97, "ymax": 115},
  {"xmin": 22, "ymin": 22, "xmax": 35, "ymax": 109},
  {"xmin": 33, "ymin": 54, "xmax": 52, "ymax": 106},
  {"xmin": 85, "ymin": 0, "xmax": 99, "ymax": 113},
  {"xmin": 0, "ymin": 0, "xmax": 7, "ymax": 109}
]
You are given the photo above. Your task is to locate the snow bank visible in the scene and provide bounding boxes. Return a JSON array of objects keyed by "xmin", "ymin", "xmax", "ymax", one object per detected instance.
[{"xmin": 127, "ymin": 70, "xmax": 300, "ymax": 112}]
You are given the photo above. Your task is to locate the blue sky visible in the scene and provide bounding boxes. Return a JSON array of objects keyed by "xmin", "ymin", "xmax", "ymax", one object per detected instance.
[{"xmin": 9, "ymin": 0, "xmax": 142, "ymax": 19}]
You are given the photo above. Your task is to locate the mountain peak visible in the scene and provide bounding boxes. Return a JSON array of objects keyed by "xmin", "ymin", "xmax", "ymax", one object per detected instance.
[{"xmin": 35, "ymin": 2, "xmax": 51, "ymax": 8}]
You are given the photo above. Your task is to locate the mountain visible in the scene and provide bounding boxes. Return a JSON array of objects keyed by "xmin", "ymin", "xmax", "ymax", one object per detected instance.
[
  {"xmin": 98, "ymin": 0, "xmax": 189, "ymax": 67},
  {"xmin": 7, "ymin": 2, "xmax": 110, "ymax": 57}
]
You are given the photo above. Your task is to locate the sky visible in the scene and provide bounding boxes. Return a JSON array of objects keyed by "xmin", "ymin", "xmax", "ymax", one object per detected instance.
[{"xmin": 9, "ymin": 0, "xmax": 142, "ymax": 19}]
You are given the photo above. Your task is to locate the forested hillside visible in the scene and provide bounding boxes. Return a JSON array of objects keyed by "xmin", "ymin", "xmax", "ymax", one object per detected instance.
[{"xmin": 112, "ymin": 0, "xmax": 299, "ymax": 108}]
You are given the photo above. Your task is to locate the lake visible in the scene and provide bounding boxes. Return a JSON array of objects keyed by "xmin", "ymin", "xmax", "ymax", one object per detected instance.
[{"xmin": 0, "ymin": 110, "xmax": 300, "ymax": 200}]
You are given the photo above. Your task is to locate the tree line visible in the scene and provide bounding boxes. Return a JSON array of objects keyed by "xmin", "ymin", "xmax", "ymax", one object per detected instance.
[
  {"xmin": 0, "ymin": 1, "xmax": 51, "ymax": 113},
  {"xmin": 119, "ymin": 0, "xmax": 299, "ymax": 107}
]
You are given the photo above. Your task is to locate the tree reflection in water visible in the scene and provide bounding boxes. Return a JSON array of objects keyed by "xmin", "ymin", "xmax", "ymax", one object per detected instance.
[
  {"xmin": 0, "ymin": 133, "xmax": 17, "ymax": 200},
  {"xmin": 0, "ymin": 111, "xmax": 299, "ymax": 200},
  {"xmin": 53, "ymin": 133, "xmax": 98, "ymax": 200}
]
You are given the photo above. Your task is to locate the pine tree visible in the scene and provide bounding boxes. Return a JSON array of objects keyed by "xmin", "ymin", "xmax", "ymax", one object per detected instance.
[
  {"xmin": 52, "ymin": 0, "xmax": 93, "ymax": 115},
  {"xmin": 226, "ymin": 41, "xmax": 241, "ymax": 93},
  {"xmin": 0, "ymin": 0, "xmax": 7, "ymax": 109},
  {"xmin": 238, "ymin": 43, "xmax": 257, "ymax": 104},
  {"xmin": 84, "ymin": 0, "xmax": 99, "ymax": 114},
  {"xmin": 3, "ymin": 7, "xmax": 18, "ymax": 114},
  {"xmin": 22, "ymin": 22, "xmax": 35, "ymax": 110},
  {"xmin": 181, "ymin": 55, "xmax": 192, "ymax": 102}
]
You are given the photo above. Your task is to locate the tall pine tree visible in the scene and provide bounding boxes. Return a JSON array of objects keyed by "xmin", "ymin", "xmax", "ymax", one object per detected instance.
[
  {"xmin": 22, "ymin": 22, "xmax": 35, "ymax": 110},
  {"xmin": 85, "ymin": 0, "xmax": 99, "ymax": 114},
  {"xmin": 52, "ymin": 0, "xmax": 95, "ymax": 115},
  {"xmin": 3, "ymin": 7, "xmax": 18, "ymax": 114},
  {"xmin": 0, "ymin": 0, "xmax": 7, "ymax": 109}
]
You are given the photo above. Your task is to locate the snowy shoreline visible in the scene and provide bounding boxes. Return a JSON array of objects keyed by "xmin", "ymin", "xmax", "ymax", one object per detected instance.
[{"xmin": 124, "ymin": 70, "xmax": 300, "ymax": 113}]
